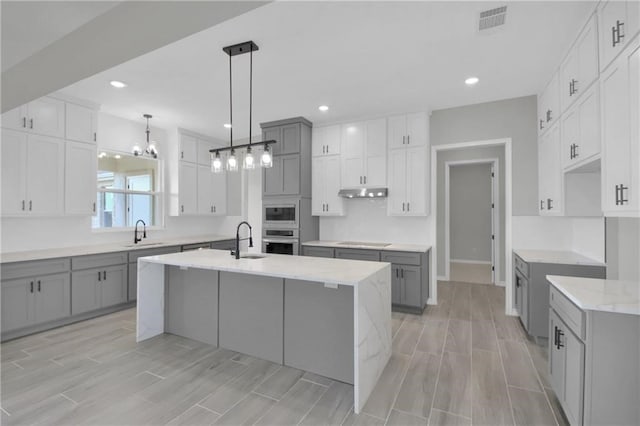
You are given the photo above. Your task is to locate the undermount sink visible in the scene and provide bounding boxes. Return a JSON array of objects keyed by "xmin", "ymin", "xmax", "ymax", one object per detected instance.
[
  {"xmin": 239, "ymin": 254, "xmax": 265, "ymax": 260},
  {"xmin": 338, "ymin": 241, "xmax": 391, "ymax": 248},
  {"xmin": 123, "ymin": 242, "xmax": 165, "ymax": 248}
]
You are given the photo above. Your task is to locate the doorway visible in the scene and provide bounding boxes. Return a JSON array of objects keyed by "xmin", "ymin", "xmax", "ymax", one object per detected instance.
[{"xmin": 445, "ymin": 159, "xmax": 499, "ymax": 284}]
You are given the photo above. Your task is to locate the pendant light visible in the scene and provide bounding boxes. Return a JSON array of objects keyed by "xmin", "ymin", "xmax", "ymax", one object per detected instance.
[
  {"xmin": 210, "ymin": 40, "xmax": 276, "ymax": 172},
  {"xmin": 132, "ymin": 114, "xmax": 158, "ymax": 159}
]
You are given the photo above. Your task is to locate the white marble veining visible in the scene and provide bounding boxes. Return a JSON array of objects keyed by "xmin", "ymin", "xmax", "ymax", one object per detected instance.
[
  {"xmin": 136, "ymin": 261, "xmax": 166, "ymax": 341},
  {"xmin": 514, "ymin": 249, "xmax": 605, "ymax": 266},
  {"xmin": 0, "ymin": 234, "xmax": 234, "ymax": 264},
  {"xmin": 355, "ymin": 265, "xmax": 392, "ymax": 413},
  {"xmin": 547, "ymin": 275, "xmax": 640, "ymax": 316},
  {"xmin": 140, "ymin": 249, "xmax": 389, "ymax": 286},
  {"xmin": 302, "ymin": 240, "xmax": 431, "ymax": 253}
]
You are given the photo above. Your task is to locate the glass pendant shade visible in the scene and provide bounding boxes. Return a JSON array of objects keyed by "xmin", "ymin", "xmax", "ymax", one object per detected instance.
[
  {"xmin": 211, "ymin": 152, "xmax": 223, "ymax": 173},
  {"xmin": 227, "ymin": 149, "xmax": 238, "ymax": 172},
  {"xmin": 243, "ymin": 146, "xmax": 256, "ymax": 170},
  {"xmin": 260, "ymin": 145, "xmax": 273, "ymax": 168}
]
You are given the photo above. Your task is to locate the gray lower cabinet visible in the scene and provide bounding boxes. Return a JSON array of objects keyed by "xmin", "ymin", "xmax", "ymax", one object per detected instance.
[
  {"xmin": 283, "ymin": 279, "xmax": 354, "ymax": 383},
  {"xmin": 210, "ymin": 239, "xmax": 235, "ymax": 251},
  {"xmin": 548, "ymin": 286, "xmax": 640, "ymax": 426},
  {"xmin": 1, "ymin": 272, "xmax": 70, "ymax": 333},
  {"xmin": 71, "ymin": 264, "xmax": 127, "ymax": 315},
  {"xmin": 301, "ymin": 246, "xmax": 335, "ymax": 258},
  {"xmin": 335, "ymin": 248, "xmax": 380, "ymax": 262},
  {"xmin": 514, "ymin": 253, "xmax": 605, "ymax": 338}
]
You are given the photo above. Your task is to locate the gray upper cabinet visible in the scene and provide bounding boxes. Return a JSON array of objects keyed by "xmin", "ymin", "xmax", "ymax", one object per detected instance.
[{"xmin": 261, "ymin": 117, "xmax": 312, "ymax": 198}]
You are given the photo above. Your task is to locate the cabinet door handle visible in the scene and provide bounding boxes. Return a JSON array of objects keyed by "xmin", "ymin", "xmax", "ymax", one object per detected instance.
[
  {"xmin": 94, "ymin": 132, "xmax": 97, "ymax": 142},
  {"xmin": 103, "ymin": 271, "xmax": 106, "ymax": 280},
  {"xmin": 570, "ymin": 144, "xmax": 574, "ymax": 159},
  {"xmin": 98, "ymin": 271, "xmax": 101, "ymax": 281},
  {"xmin": 546, "ymin": 109, "xmax": 552, "ymax": 123},
  {"xmin": 539, "ymin": 119, "xmax": 544, "ymax": 130},
  {"xmin": 93, "ymin": 202, "xmax": 96, "ymax": 213},
  {"xmin": 29, "ymin": 119, "xmax": 33, "ymax": 129},
  {"xmin": 326, "ymin": 145, "xmax": 329, "ymax": 154},
  {"xmin": 30, "ymin": 281, "xmax": 34, "ymax": 293},
  {"xmin": 402, "ymin": 202, "xmax": 405, "ymax": 212},
  {"xmin": 557, "ymin": 329, "xmax": 564, "ymax": 349},
  {"xmin": 401, "ymin": 269, "xmax": 404, "ymax": 279},
  {"xmin": 547, "ymin": 198, "xmax": 553, "ymax": 210},
  {"xmin": 326, "ymin": 203, "xmax": 329, "ymax": 211},
  {"xmin": 617, "ymin": 184, "xmax": 629, "ymax": 205},
  {"xmin": 359, "ymin": 176, "xmax": 362, "ymax": 184},
  {"xmin": 29, "ymin": 200, "xmax": 32, "ymax": 211},
  {"xmin": 37, "ymin": 280, "xmax": 41, "ymax": 292},
  {"xmin": 402, "ymin": 136, "xmax": 406, "ymax": 145},
  {"xmin": 396, "ymin": 268, "xmax": 399, "ymax": 278},
  {"xmin": 364, "ymin": 176, "xmax": 367, "ymax": 184},
  {"xmin": 612, "ymin": 20, "xmax": 625, "ymax": 47},
  {"xmin": 22, "ymin": 200, "xmax": 25, "ymax": 211},
  {"xmin": 540, "ymin": 200, "xmax": 545, "ymax": 210},
  {"xmin": 553, "ymin": 326, "xmax": 558, "ymax": 347},
  {"xmin": 407, "ymin": 135, "xmax": 410, "ymax": 144},
  {"xmin": 407, "ymin": 202, "xmax": 410, "ymax": 212},
  {"xmin": 573, "ymin": 144, "xmax": 579, "ymax": 158},
  {"xmin": 22, "ymin": 117, "xmax": 26, "ymax": 128},
  {"xmin": 181, "ymin": 205, "xmax": 184, "ymax": 213},
  {"xmin": 181, "ymin": 151, "xmax": 184, "ymax": 159}
]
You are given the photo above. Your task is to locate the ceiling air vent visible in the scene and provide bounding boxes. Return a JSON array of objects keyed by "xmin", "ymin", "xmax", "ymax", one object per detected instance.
[{"xmin": 478, "ymin": 6, "xmax": 507, "ymax": 32}]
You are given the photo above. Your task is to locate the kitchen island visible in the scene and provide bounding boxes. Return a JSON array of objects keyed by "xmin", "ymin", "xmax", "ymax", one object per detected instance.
[{"xmin": 136, "ymin": 249, "xmax": 392, "ymax": 413}]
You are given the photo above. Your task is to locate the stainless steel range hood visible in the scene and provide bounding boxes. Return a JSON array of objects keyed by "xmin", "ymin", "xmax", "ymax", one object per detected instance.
[{"xmin": 338, "ymin": 188, "xmax": 388, "ymax": 199}]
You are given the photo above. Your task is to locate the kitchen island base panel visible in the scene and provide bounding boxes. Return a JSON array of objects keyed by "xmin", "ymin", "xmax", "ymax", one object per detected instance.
[
  {"xmin": 136, "ymin": 259, "xmax": 391, "ymax": 414},
  {"xmin": 219, "ymin": 272, "xmax": 284, "ymax": 365},
  {"xmin": 284, "ymin": 279, "xmax": 354, "ymax": 384},
  {"xmin": 166, "ymin": 267, "xmax": 218, "ymax": 346}
]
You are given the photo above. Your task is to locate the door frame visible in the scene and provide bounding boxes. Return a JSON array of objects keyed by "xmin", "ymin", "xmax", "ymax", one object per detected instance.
[
  {"xmin": 430, "ymin": 138, "xmax": 514, "ymax": 316},
  {"xmin": 444, "ymin": 158, "xmax": 500, "ymax": 284}
]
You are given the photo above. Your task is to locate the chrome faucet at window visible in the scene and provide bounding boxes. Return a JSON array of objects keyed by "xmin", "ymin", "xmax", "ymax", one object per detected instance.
[
  {"xmin": 232, "ymin": 221, "xmax": 254, "ymax": 259},
  {"xmin": 134, "ymin": 219, "xmax": 147, "ymax": 244}
]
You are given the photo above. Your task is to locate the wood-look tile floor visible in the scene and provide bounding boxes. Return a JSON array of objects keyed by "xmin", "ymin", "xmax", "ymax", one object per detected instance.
[{"xmin": 1, "ymin": 282, "xmax": 568, "ymax": 426}]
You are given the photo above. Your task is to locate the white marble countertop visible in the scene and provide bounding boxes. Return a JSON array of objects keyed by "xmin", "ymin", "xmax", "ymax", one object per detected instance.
[
  {"xmin": 302, "ymin": 240, "xmax": 431, "ymax": 253},
  {"xmin": 514, "ymin": 249, "xmax": 605, "ymax": 267},
  {"xmin": 0, "ymin": 234, "xmax": 235, "ymax": 264},
  {"xmin": 140, "ymin": 249, "xmax": 390, "ymax": 286},
  {"xmin": 547, "ymin": 275, "xmax": 640, "ymax": 316}
]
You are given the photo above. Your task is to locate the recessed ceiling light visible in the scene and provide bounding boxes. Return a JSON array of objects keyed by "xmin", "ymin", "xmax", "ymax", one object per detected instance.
[
  {"xmin": 465, "ymin": 77, "xmax": 479, "ymax": 86},
  {"xmin": 223, "ymin": 123, "xmax": 232, "ymax": 128},
  {"xmin": 110, "ymin": 80, "xmax": 127, "ymax": 88},
  {"xmin": 318, "ymin": 105, "xmax": 329, "ymax": 112}
]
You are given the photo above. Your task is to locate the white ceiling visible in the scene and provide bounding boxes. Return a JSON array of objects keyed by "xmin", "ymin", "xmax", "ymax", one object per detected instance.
[
  {"xmin": 1, "ymin": 1, "xmax": 121, "ymax": 72},
  {"xmin": 59, "ymin": 1, "xmax": 596, "ymax": 141}
]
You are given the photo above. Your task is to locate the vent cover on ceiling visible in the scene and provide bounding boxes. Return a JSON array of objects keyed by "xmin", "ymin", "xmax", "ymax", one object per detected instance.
[{"xmin": 478, "ymin": 6, "xmax": 507, "ymax": 31}]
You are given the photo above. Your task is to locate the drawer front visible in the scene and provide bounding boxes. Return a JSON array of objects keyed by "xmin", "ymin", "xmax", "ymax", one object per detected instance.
[
  {"xmin": 335, "ymin": 248, "xmax": 380, "ymax": 262},
  {"xmin": 301, "ymin": 246, "xmax": 335, "ymax": 258},
  {"xmin": 1, "ymin": 258, "xmax": 70, "ymax": 280},
  {"xmin": 72, "ymin": 252, "xmax": 128, "ymax": 270},
  {"xmin": 514, "ymin": 255, "xmax": 529, "ymax": 276},
  {"xmin": 181, "ymin": 242, "xmax": 212, "ymax": 251},
  {"xmin": 128, "ymin": 246, "xmax": 180, "ymax": 263},
  {"xmin": 381, "ymin": 251, "xmax": 421, "ymax": 266},
  {"xmin": 550, "ymin": 285, "xmax": 585, "ymax": 339}
]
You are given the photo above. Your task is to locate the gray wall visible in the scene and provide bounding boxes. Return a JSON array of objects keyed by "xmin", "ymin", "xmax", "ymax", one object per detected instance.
[
  {"xmin": 450, "ymin": 163, "xmax": 492, "ymax": 263},
  {"xmin": 430, "ymin": 95, "xmax": 538, "ymax": 216},
  {"xmin": 606, "ymin": 218, "xmax": 640, "ymax": 281},
  {"xmin": 437, "ymin": 147, "xmax": 506, "ymax": 281}
]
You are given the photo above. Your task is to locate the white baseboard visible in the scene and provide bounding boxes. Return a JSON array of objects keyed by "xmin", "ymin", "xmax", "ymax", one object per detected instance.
[{"xmin": 450, "ymin": 259, "xmax": 492, "ymax": 265}]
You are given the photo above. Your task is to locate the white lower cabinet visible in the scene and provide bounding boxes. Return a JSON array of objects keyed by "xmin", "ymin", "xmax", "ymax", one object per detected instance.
[
  {"xmin": 388, "ymin": 146, "xmax": 428, "ymax": 216},
  {"xmin": 601, "ymin": 37, "xmax": 639, "ymax": 216},
  {"xmin": 538, "ymin": 124, "xmax": 563, "ymax": 215},
  {"xmin": 1, "ymin": 129, "xmax": 65, "ymax": 216},
  {"xmin": 312, "ymin": 155, "xmax": 344, "ymax": 216},
  {"xmin": 1, "ymin": 273, "xmax": 70, "ymax": 333}
]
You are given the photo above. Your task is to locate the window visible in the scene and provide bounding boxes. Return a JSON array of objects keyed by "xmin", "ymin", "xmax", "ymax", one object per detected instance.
[{"xmin": 92, "ymin": 152, "xmax": 161, "ymax": 229}]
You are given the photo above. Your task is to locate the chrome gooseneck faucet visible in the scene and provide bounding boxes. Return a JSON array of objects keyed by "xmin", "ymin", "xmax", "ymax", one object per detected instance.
[
  {"xmin": 134, "ymin": 219, "xmax": 147, "ymax": 244},
  {"xmin": 233, "ymin": 221, "xmax": 253, "ymax": 259}
]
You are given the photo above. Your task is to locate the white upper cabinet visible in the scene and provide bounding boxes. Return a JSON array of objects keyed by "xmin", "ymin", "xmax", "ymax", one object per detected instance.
[
  {"xmin": 312, "ymin": 155, "xmax": 344, "ymax": 216},
  {"xmin": 601, "ymin": 37, "xmax": 639, "ymax": 216},
  {"xmin": 599, "ymin": 0, "xmax": 640, "ymax": 72},
  {"xmin": 1, "ymin": 97, "xmax": 65, "ymax": 138},
  {"xmin": 538, "ymin": 72, "xmax": 560, "ymax": 136},
  {"xmin": 197, "ymin": 165, "xmax": 226, "ymax": 215},
  {"xmin": 66, "ymin": 103, "xmax": 97, "ymax": 144},
  {"xmin": 197, "ymin": 138, "xmax": 222, "ymax": 166},
  {"xmin": 178, "ymin": 162, "xmax": 198, "ymax": 215},
  {"xmin": 65, "ymin": 141, "xmax": 97, "ymax": 215},
  {"xmin": 561, "ymin": 84, "xmax": 600, "ymax": 170},
  {"xmin": 340, "ymin": 118, "xmax": 387, "ymax": 188},
  {"xmin": 539, "ymin": 123, "xmax": 563, "ymax": 216},
  {"xmin": 312, "ymin": 125, "xmax": 341, "ymax": 157},
  {"xmin": 1, "ymin": 130, "xmax": 65, "ymax": 217},
  {"xmin": 388, "ymin": 113, "xmax": 428, "ymax": 149},
  {"xmin": 388, "ymin": 146, "xmax": 429, "ymax": 216},
  {"xmin": 179, "ymin": 133, "xmax": 198, "ymax": 163},
  {"xmin": 560, "ymin": 15, "xmax": 599, "ymax": 113}
]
